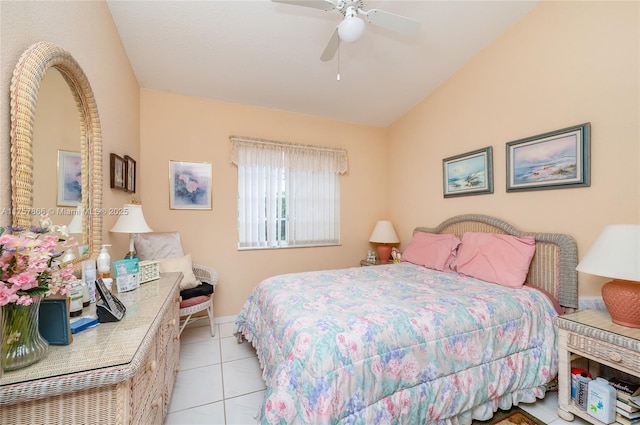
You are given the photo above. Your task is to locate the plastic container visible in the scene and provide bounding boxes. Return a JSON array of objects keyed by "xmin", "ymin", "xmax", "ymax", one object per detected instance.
[
  {"xmin": 69, "ymin": 281, "xmax": 84, "ymax": 317},
  {"xmin": 576, "ymin": 373, "xmax": 591, "ymax": 410},
  {"xmin": 82, "ymin": 260, "xmax": 97, "ymax": 303},
  {"xmin": 587, "ymin": 377, "xmax": 616, "ymax": 424},
  {"xmin": 572, "ymin": 368, "xmax": 592, "ymax": 400},
  {"xmin": 97, "ymin": 244, "xmax": 112, "ymax": 279}
]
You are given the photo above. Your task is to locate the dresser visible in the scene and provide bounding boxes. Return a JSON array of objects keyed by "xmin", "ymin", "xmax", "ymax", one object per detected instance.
[
  {"xmin": 555, "ymin": 310, "xmax": 640, "ymax": 424},
  {"xmin": 0, "ymin": 272, "xmax": 182, "ymax": 424}
]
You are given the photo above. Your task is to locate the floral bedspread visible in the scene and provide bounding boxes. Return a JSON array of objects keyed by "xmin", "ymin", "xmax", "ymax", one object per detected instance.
[{"xmin": 235, "ymin": 263, "xmax": 558, "ymax": 425}]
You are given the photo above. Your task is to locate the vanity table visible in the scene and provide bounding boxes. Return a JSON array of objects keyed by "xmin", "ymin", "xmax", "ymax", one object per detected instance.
[{"xmin": 0, "ymin": 272, "xmax": 182, "ymax": 424}]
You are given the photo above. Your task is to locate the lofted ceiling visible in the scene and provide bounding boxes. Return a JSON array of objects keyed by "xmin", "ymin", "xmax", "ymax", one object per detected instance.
[{"xmin": 107, "ymin": 0, "xmax": 537, "ymax": 127}]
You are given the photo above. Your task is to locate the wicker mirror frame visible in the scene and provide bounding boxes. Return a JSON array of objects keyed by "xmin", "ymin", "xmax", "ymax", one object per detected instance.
[{"xmin": 10, "ymin": 41, "xmax": 103, "ymax": 264}]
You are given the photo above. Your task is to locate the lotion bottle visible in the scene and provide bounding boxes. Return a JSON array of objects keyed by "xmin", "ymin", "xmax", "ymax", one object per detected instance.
[{"xmin": 97, "ymin": 244, "xmax": 112, "ymax": 279}]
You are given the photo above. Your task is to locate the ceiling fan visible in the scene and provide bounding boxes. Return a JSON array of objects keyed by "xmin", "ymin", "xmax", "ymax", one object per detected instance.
[{"xmin": 272, "ymin": 0, "xmax": 421, "ymax": 61}]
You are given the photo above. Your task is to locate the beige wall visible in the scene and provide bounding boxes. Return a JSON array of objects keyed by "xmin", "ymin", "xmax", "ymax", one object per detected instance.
[
  {"xmin": 140, "ymin": 90, "xmax": 389, "ymax": 316},
  {"xmin": 0, "ymin": 0, "xmax": 139, "ymax": 257},
  {"xmin": 388, "ymin": 1, "xmax": 639, "ymax": 297}
]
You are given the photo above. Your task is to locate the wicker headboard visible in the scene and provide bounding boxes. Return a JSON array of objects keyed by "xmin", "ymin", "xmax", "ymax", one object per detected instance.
[{"xmin": 415, "ymin": 214, "xmax": 578, "ymax": 310}]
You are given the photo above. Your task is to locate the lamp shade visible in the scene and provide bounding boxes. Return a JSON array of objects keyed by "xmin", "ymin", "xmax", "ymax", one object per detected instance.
[
  {"xmin": 110, "ymin": 204, "xmax": 153, "ymax": 259},
  {"xmin": 576, "ymin": 225, "xmax": 640, "ymax": 281},
  {"xmin": 369, "ymin": 220, "xmax": 400, "ymax": 244},
  {"xmin": 338, "ymin": 15, "xmax": 365, "ymax": 43},
  {"xmin": 67, "ymin": 205, "xmax": 84, "ymax": 234},
  {"xmin": 577, "ymin": 224, "xmax": 640, "ymax": 328},
  {"xmin": 110, "ymin": 204, "xmax": 153, "ymax": 234}
]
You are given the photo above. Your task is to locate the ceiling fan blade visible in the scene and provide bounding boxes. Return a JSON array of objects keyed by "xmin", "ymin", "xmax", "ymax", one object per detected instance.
[
  {"xmin": 363, "ymin": 9, "xmax": 421, "ymax": 35},
  {"xmin": 271, "ymin": 0, "xmax": 336, "ymax": 11},
  {"xmin": 320, "ymin": 28, "xmax": 340, "ymax": 62}
]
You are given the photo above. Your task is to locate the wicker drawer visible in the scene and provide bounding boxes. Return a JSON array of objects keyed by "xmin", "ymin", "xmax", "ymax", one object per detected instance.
[
  {"xmin": 129, "ymin": 334, "xmax": 159, "ymax": 420},
  {"xmin": 567, "ymin": 332, "xmax": 640, "ymax": 372},
  {"xmin": 132, "ymin": 371, "xmax": 164, "ymax": 425},
  {"xmin": 161, "ymin": 291, "xmax": 181, "ymax": 416}
]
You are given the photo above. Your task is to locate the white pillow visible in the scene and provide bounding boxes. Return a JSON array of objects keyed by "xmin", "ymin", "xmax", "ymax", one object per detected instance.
[
  {"xmin": 158, "ymin": 254, "xmax": 200, "ymax": 290},
  {"xmin": 134, "ymin": 232, "xmax": 185, "ymax": 261}
]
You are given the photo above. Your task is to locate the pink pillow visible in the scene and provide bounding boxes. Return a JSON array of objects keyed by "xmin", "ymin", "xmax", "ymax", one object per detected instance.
[
  {"xmin": 453, "ymin": 232, "xmax": 536, "ymax": 288},
  {"xmin": 402, "ymin": 232, "xmax": 461, "ymax": 271}
]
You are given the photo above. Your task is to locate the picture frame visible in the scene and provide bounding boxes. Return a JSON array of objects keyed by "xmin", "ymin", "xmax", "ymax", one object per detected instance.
[
  {"xmin": 443, "ymin": 146, "xmax": 493, "ymax": 198},
  {"xmin": 57, "ymin": 150, "xmax": 82, "ymax": 206},
  {"xmin": 124, "ymin": 155, "xmax": 136, "ymax": 193},
  {"xmin": 169, "ymin": 160, "xmax": 212, "ymax": 210},
  {"xmin": 110, "ymin": 153, "xmax": 126, "ymax": 191},
  {"xmin": 506, "ymin": 123, "xmax": 590, "ymax": 192}
]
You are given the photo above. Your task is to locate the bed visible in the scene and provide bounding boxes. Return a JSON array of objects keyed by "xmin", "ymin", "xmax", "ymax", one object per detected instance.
[{"xmin": 235, "ymin": 214, "xmax": 578, "ymax": 424}]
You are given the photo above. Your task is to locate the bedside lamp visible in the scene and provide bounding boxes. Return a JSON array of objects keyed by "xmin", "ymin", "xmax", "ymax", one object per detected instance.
[
  {"xmin": 576, "ymin": 224, "xmax": 640, "ymax": 327},
  {"xmin": 369, "ymin": 220, "xmax": 400, "ymax": 264},
  {"xmin": 110, "ymin": 204, "xmax": 153, "ymax": 259}
]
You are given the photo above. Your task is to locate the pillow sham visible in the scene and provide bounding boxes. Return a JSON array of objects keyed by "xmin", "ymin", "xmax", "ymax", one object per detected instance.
[
  {"xmin": 134, "ymin": 232, "xmax": 185, "ymax": 261},
  {"xmin": 452, "ymin": 232, "xmax": 536, "ymax": 288},
  {"xmin": 402, "ymin": 232, "xmax": 461, "ymax": 272},
  {"xmin": 158, "ymin": 254, "xmax": 201, "ymax": 290}
]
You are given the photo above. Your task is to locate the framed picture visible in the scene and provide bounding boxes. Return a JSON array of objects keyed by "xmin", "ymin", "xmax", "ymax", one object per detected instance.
[
  {"xmin": 506, "ymin": 123, "xmax": 590, "ymax": 192},
  {"xmin": 169, "ymin": 160, "xmax": 212, "ymax": 210},
  {"xmin": 110, "ymin": 153, "xmax": 126, "ymax": 191},
  {"xmin": 124, "ymin": 155, "xmax": 136, "ymax": 193},
  {"xmin": 443, "ymin": 146, "xmax": 493, "ymax": 198},
  {"xmin": 57, "ymin": 150, "xmax": 82, "ymax": 206}
]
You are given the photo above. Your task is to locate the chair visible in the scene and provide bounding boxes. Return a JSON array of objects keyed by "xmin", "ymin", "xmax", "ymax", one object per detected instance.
[{"xmin": 134, "ymin": 232, "xmax": 218, "ymax": 336}]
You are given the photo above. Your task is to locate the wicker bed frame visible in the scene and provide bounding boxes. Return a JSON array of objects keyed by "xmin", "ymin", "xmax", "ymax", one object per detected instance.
[{"xmin": 415, "ymin": 214, "xmax": 578, "ymax": 311}]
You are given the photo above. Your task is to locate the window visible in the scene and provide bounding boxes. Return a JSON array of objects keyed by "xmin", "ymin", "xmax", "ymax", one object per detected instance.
[{"xmin": 231, "ymin": 136, "xmax": 348, "ymax": 249}]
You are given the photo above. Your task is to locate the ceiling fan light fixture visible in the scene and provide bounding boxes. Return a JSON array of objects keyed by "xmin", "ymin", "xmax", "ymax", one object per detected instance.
[{"xmin": 337, "ymin": 15, "xmax": 365, "ymax": 43}]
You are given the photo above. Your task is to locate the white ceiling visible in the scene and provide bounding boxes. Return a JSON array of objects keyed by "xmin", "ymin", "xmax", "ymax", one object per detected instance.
[{"xmin": 107, "ymin": 0, "xmax": 537, "ymax": 127}]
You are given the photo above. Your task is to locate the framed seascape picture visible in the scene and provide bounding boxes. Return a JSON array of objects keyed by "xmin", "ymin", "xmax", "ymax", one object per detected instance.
[
  {"xmin": 442, "ymin": 146, "xmax": 493, "ymax": 198},
  {"xmin": 110, "ymin": 153, "xmax": 127, "ymax": 191},
  {"xmin": 57, "ymin": 150, "xmax": 82, "ymax": 206},
  {"xmin": 124, "ymin": 155, "xmax": 136, "ymax": 193},
  {"xmin": 169, "ymin": 160, "xmax": 212, "ymax": 210},
  {"xmin": 506, "ymin": 123, "xmax": 590, "ymax": 192}
]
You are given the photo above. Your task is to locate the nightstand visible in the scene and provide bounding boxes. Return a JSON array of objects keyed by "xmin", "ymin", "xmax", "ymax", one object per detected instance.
[
  {"xmin": 555, "ymin": 310, "xmax": 640, "ymax": 423},
  {"xmin": 360, "ymin": 259, "xmax": 391, "ymax": 266}
]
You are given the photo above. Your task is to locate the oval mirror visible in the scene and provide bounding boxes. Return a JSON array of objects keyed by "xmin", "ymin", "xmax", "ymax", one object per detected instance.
[{"xmin": 10, "ymin": 41, "xmax": 103, "ymax": 265}]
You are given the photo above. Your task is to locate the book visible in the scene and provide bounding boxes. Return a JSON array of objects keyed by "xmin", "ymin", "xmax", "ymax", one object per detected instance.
[
  {"xmin": 616, "ymin": 413, "xmax": 640, "ymax": 425},
  {"xmin": 610, "ymin": 377, "xmax": 640, "ymax": 396},
  {"xmin": 619, "ymin": 399, "xmax": 640, "ymax": 413},
  {"xmin": 618, "ymin": 408, "xmax": 640, "ymax": 420}
]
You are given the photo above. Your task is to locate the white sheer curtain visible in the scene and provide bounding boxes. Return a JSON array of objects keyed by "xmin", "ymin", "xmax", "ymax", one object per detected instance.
[{"xmin": 231, "ymin": 136, "xmax": 347, "ymax": 249}]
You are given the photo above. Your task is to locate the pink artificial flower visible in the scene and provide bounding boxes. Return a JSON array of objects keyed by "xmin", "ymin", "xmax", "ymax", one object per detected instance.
[
  {"xmin": 16, "ymin": 295, "xmax": 33, "ymax": 306},
  {"xmin": 0, "ymin": 286, "xmax": 19, "ymax": 306},
  {"xmin": 8, "ymin": 271, "xmax": 38, "ymax": 291}
]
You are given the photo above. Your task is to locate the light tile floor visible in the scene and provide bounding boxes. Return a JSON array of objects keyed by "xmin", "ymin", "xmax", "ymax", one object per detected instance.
[{"xmin": 165, "ymin": 322, "xmax": 591, "ymax": 425}]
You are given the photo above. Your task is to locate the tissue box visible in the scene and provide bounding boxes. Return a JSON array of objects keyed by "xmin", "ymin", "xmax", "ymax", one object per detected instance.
[{"xmin": 139, "ymin": 260, "xmax": 160, "ymax": 283}]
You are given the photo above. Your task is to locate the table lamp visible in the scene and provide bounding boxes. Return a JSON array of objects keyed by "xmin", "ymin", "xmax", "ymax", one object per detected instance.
[
  {"xmin": 576, "ymin": 224, "xmax": 640, "ymax": 327},
  {"xmin": 369, "ymin": 220, "xmax": 400, "ymax": 263},
  {"xmin": 110, "ymin": 204, "xmax": 153, "ymax": 259}
]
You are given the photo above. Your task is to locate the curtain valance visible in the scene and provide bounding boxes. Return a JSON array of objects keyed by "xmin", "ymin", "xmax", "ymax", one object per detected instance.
[{"xmin": 230, "ymin": 135, "xmax": 348, "ymax": 174}]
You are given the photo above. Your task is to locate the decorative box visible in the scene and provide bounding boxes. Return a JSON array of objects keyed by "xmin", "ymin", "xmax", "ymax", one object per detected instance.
[{"xmin": 139, "ymin": 260, "xmax": 160, "ymax": 283}]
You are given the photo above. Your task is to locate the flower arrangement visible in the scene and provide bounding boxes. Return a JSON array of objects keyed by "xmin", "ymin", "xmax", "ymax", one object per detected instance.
[
  {"xmin": 1, "ymin": 216, "xmax": 78, "ymax": 371},
  {"xmin": 0, "ymin": 216, "xmax": 77, "ymax": 306}
]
